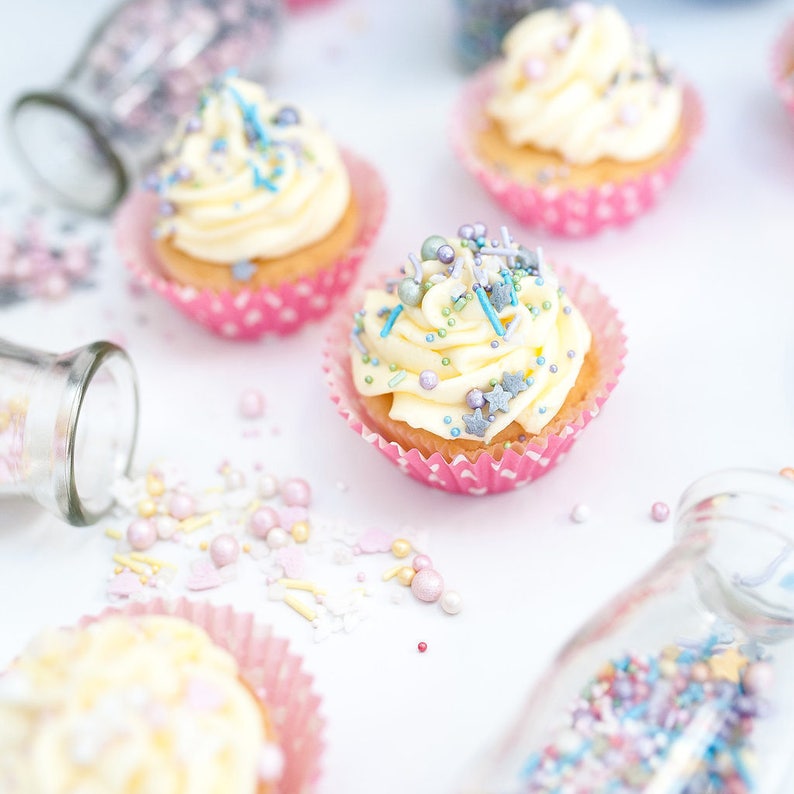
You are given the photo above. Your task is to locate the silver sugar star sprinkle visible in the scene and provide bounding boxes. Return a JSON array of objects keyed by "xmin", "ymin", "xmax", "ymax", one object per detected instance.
[
  {"xmin": 502, "ymin": 371, "xmax": 529, "ymax": 397},
  {"xmin": 462, "ymin": 408, "xmax": 490, "ymax": 437},
  {"xmin": 484, "ymin": 383, "xmax": 511, "ymax": 413}
]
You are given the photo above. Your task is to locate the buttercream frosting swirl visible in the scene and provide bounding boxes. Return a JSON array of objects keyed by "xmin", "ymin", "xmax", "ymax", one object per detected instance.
[
  {"xmin": 350, "ymin": 224, "xmax": 591, "ymax": 444},
  {"xmin": 0, "ymin": 615, "xmax": 277, "ymax": 794},
  {"xmin": 153, "ymin": 75, "xmax": 350, "ymax": 263},
  {"xmin": 487, "ymin": 3, "xmax": 682, "ymax": 165}
]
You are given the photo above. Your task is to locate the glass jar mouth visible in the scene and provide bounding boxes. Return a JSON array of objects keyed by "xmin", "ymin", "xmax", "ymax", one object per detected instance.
[
  {"xmin": 61, "ymin": 342, "xmax": 139, "ymax": 525},
  {"xmin": 676, "ymin": 468, "xmax": 794, "ymax": 643},
  {"xmin": 9, "ymin": 91, "xmax": 128, "ymax": 215}
]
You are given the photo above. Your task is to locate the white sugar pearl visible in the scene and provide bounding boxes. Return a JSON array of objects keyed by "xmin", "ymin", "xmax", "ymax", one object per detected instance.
[
  {"xmin": 256, "ymin": 473, "xmax": 279, "ymax": 499},
  {"xmin": 265, "ymin": 527, "xmax": 289, "ymax": 549},
  {"xmin": 570, "ymin": 503, "xmax": 590, "ymax": 523},
  {"xmin": 440, "ymin": 590, "xmax": 463, "ymax": 615}
]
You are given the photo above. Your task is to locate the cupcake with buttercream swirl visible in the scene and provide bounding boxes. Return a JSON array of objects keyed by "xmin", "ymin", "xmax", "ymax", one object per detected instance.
[
  {"xmin": 115, "ymin": 74, "xmax": 385, "ymax": 338},
  {"xmin": 450, "ymin": 3, "xmax": 703, "ymax": 236},
  {"xmin": 324, "ymin": 223, "xmax": 626, "ymax": 495}
]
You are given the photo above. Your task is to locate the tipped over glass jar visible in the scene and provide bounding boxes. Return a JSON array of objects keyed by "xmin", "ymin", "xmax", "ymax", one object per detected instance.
[
  {"xmin": 464, "ymin": 469, "xmax": 794, "ymax": 793},
  {"xmin": 9, "ymin": 0, "xmax": 282, "ymax": 214},
  {"xmin": 0, "ymin": 338, "xmax": 138, "ymax": 525}
]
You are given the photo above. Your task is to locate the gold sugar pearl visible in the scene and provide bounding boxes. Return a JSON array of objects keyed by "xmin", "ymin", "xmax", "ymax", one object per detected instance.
[
  {"xmin": 137, "ymin": 499, "xmax": 158, "ymax": 518},
  {"xmin": 397, "ymin": 566, "xmax": 416, "ymax": 586},
  {"xmin": 290, "ymin": 521, "xmax": 310, "ymax": 543},
  {"xmin": 146, "ymin": 475, "xmax": 165, "ymax": 497},
  {"xmin": 391, "ymin": 538, "xmax": 412, "ymax": 558},
  {"xmin": 242, "ymin": 543, "xmax": 251, "ymax": 553},
  {"xmin": 199, "ymin": 541, "xmax": 209, "ymax": 551},
  {"xmin": 139, "ymin": 575, "xmax": 148, "ymax": 585},
  {"xmin": 114, "ymin": 566, "xmax": 123, "ymax": 575}
]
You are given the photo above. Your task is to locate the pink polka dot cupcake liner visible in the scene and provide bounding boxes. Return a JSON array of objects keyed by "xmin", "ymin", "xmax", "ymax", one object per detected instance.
[
  {"xmin": 114, "ymin": 149, "xmax": 386, "ymax": 340},
  {"xmin": 285, "ymin": 0, "xmax": 336, "ymax": 11},
  {"xmin": 78, "ymin": 597, "xmax": 324, "ymax": 794},
  {"xmin": 772, "ymin": 20, "xmax": 794, "ymax": 119},
  {"xmin": 450, "ymin": 65, "xmax": 704, "ymax": 237},
  {"xmin": 323, "ymin": 266, "xmax": 626, "ymax": 496}
]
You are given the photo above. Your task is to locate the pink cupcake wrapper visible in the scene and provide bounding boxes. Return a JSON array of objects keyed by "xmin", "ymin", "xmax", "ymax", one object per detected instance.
[
  {"xmin": 323, "ymin": 267, "xmax": 626, "ymax": 495},
  {"xmin": 449, "ymin": 64, "xmax": 704, "ymax": 237},
  {"xmin": 114, "ymin": 149, "xmax": 386, "ymax": 340},
  {"xmin": 772, "ymin": 20, "xmax": 794, "ymax": 119},
  {"xmin": 285, "ymin": 0, "xmax": 335, "ymax": 11},
  {"xmin": 77, "ymin": 597, "xmax": 324, "ymax": 794}
]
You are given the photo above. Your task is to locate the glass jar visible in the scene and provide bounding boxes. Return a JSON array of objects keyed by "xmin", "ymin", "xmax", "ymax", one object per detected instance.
[
  {"xmin": 0, "ymin": 338, "xmax": 138, "ymax": 525},
  {"xmin": 452, "ymin": 0, "xmax": 559, "ymax": 72},
  {"xmin": 463, "ymin": 469, "xmax": 794, "ymax": 793},
  {"xmin": 9, "ymin": 0, "xmax": 282, "ymax": 215}
]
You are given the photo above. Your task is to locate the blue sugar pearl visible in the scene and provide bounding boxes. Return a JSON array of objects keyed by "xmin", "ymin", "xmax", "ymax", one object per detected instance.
[
  {"xmin": 536, "ymin": 356, "xmax": 545, "ymax": 366},
  {"xmin": 526, "ymin": 377, "xmax": 535, "ymax": 386},
  {"xmin": 443, "ymin": 416, "xmax": 452, "ymax": 425},
  {"xmin": 371, "ymin": 358, "xmax": 379, "ymax": 366},
  {"xmin": 539, "ymin": 406, "xmax": 547, "ymax": 414},
  {"xmin": 451, "ymin": 427, "xmax": 461, "ymax": 438},
  {"xmin": 535, "ymin": 277, "xmax": 544, "ymax": 286},
  {"xmin": 425, "ymin": 333, "xmax": 435, "ymax": 342}
]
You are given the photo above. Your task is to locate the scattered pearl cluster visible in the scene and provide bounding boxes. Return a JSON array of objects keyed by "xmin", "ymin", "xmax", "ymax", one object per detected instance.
[
  {"xmin": 0, "ymin": 200, "xmax": 96, "ymax": 304},
  {"xmin": 105, "ymin": 459, "xmax": 462, "ymax": 642},
  {"xmin": 521, "ymin": 639, "xmax": 770, "ymax": 792}
]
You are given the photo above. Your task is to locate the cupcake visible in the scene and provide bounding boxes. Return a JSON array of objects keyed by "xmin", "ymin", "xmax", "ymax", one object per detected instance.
[
  {"xmin": 450, "ymin": 3, "xmax": 703, "ymax": 236},
  {"xmin": 772, "ymin": 20, "xmax": 794, "ymax": 121},
  {"xmin": 115, "ymin": 74, "xmax": 385, "ymax": 338},
  {"xmin": 324, "ymin": 223, "xmax": 625, "ymax": 494},
  {"xmin": 0, "ymin": 599, "xmax": 323, "ymax": 794}
]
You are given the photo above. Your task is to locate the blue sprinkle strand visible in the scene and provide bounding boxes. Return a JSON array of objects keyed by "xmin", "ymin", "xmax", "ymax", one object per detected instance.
[
  {"xmin": 379, "ymin": 304, "xmax": 404, "ymax": 338},
  {"xmin": 474, "ymin": 286, "xmax": 505, "ymax": 337}
]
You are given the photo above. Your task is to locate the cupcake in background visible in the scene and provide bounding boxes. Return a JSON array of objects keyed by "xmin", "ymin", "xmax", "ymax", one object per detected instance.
[
  {"xmin": 772, "ymin": 19, "xmax": 794, "ymax": 121},
  {"xmin": 450, "ymin": 3, "xmax": 703, "ymax": 236},
  {"xmin": 324, "ymin": 223, "xmax": 625, "ymax": 495},
  {"xmin": 452, "ymin": 0, "xmax": 560, "ymax": 72},
  {"xmin": 0, "ymin": 599, "xmax": 324, "ymax": 794},
  {"xmin": 115, "ymin": 73, "xmax": 385, "ymax": 338}
]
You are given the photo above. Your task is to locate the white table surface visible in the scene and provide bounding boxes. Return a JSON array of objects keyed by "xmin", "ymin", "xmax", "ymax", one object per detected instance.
[{"xmin": 1, "ymin": 1, "xmax": 793, "ymax": 792}]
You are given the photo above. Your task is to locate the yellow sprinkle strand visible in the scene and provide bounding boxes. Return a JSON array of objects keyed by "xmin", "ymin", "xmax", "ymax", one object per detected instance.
[
  {"xmin": 112, "ymin": 554, "xmax": 147, "ymax": 575},
  {"xmin": 278, "ymin": 578, "xmax": 326, "ymax": 595},
  {"xmin": 178, "ymin": 511, "xmax": 220, "ymax": 533},
  {"xmin": 382, "ymin": 564, "xmax": 403, "ymax": 582},
  {"xmin": 104, "ymin": 528, "xmax": 122, "ymax": 540},
  {"xmin": 130, "ymin": 552, "xmax": 176, "ymax": 569},
  {"xmin": 283, "ymin": 594, "xmax": 317, "ymax": 621}
]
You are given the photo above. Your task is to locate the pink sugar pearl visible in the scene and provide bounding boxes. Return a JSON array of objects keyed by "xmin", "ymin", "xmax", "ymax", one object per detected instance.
[
  {"xmin": 281, "ymin": 477, "xmax": 311, "ymax": 507},
  {"xmin": 523, "ymin": 57, "xmax": 547, "ymax": 81},
  {"xmin": 412, "ymin": 554, "xmax": 433, "ymax": 572},
  {"xmin": 169, "ymin": 492, "xmax": 195, "ymax": 520},
  {"xmin": 411, "ymin": 568, "xmax": 444, "ymax": 603},
  {"xmin": 651, "ymin": 501, "xmax": 670, "ymax": 522},
  {"xmin": 249, "ymin": 506, "xmax": 280, "ymax": 538},
  {"xmin": 126, "ymin": 518, "xmax": 157, "ymax": 551},
  {"xmin": 239, "ymin": 388, "xmax": 265, "ymax": 419},
  {"xmin": 210, "ymin": 533, "xmax": 240, "ymax": 567}
]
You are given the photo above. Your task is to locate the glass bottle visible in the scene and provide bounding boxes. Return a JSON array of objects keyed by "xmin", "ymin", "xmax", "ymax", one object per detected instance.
[
  {"xmin": 0, "ymin": 338, "xmax": 138, "ymax": 525},
  {"xmin": 463, "ymin": 469, "xmax": 794, "ymax": 793},
  {"xmin": 9, "ymin": 0, "xmax": 282, "ymax": 214}
]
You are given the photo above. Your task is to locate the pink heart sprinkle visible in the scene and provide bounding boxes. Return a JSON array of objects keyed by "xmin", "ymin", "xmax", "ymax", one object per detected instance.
[
  {"xmin": 357, "ymin": 527, "xmax": 393, "ymax": 554},
  {"xmin": 107, "ymin": 569, "xmax": 144, "ymax": 598},
  {"xmin": 186, "ymin": 560, "xmax": 223, "ymax": 591},
  {"xmin": 275, "ymin": 547, "xmax": 305, "ymax": 578},
  {"xmin": 279, "ymin": 506, "xmax": 308, "ymax": 528}
]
